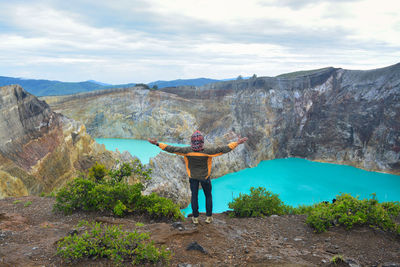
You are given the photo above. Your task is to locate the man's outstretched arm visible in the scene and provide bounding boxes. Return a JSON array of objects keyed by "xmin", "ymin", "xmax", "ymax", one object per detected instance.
[
  {"xmin": 206, "ymin": 136, "xmax": 248, "ymax": 156},
  {"xmin": 148, "ymin": 138, "xmax": 188, "ymax": 154}
]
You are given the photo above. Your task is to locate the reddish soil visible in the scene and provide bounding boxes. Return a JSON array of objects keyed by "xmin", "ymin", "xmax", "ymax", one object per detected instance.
[{"xmin": 0, "ymin": 196, "xmax": 399, "ymax": 267}]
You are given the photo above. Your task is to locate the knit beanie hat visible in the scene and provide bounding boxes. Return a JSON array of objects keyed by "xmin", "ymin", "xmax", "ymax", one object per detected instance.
[{"xmin": 191, "ymin": 130, "xmax": 204, "ymax": 151}]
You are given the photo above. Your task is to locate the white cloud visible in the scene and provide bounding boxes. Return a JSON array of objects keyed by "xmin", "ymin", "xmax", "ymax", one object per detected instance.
[
  {"xmin": 194, "ymin": 43, "xmax": 289, "ymax": 57},
  {"xmin": 342, "ymin": 0, "xmax": 400, "ymax": 46},
  {"xmin": 148, "ymin": 0, "xmax": 400, "ymax": 45},
  {"xmin": 0, "ymin": 0, "xmax": 399, "ymax": 83},
  {"xmin": 2, "ymin": 4, "xmax": 144, "ymax": 48}
]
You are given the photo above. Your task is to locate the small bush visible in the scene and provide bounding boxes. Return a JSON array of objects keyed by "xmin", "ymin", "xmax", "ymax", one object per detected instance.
[
  {"xmin": 24, "ymin": 201, "xmax": 32, "ymax": 207},
  {"xmin": 381, "ymin": 201, "xmax": 400, "ymax": 217},
  {"xmin": 228, "ymin": 187, "xmax": 286, "ymax": 217},
  {"xmin": 53, "ymin": 161, "xmax": 183, "ymax": 221},
  {"xmin": 306, "ymin": 193, "xmax": 400, "ymax": 233},
  {"xmin": 108, "ymin": 160, "xmax": 152, "ymax": 184},
  {"xmin": 290, "ymin": 202, "xmax": 330, "ymax": 215},
  {"xmin": 228, "ymin": 187, "xmax": 400, "ymax": 235},
  {"xmin": 305, "ymin": 204, "xmax": 334, "ymax": 233},
  {"xmin": 138, "ymin": 193, "xmax": 184, "ymax": 221},
  {"xmin": 88, "ymin": 162, "xmax": 108, "ymax": 182},
  {"xmin": 13, "ymin": 200, "xmax": 21, "ymax": 204},
  {"xmin": 330, "ymin": 254, "xmax": 345, "ymax": 265},
  {"xmin": 57, "ymin": 221, "xmax": 171, "ymax": 265},
  {"xmin": 53, "ymin": 178, "xmax": 97, "ymax": 213},
  {"xmin": 113, "ymin": 200, "xmax": 127, "ymax": 217}
]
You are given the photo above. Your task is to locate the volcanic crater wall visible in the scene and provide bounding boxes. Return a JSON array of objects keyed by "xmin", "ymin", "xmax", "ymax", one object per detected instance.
[
  {"xmin": 0, "ymin": 85, "xmax": 116, "ymax": 198},
  {"xmin": 46, "ymin": 64, "xmax": 400, "ymax": 177}
]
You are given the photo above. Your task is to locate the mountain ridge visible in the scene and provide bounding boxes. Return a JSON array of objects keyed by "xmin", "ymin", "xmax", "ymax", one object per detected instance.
[
  {"xmin": 0, "ymin": 76, "xmax": 227, "ymax": 96},
  {"xmin": 0, "ymin": 64, "xmax": 366, "ymax": 96}
]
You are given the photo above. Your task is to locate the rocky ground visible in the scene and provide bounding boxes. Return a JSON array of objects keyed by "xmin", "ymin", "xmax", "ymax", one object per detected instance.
[{"xmin": 0, "ymin": 196, "xmax": 399, "ymax": 267}]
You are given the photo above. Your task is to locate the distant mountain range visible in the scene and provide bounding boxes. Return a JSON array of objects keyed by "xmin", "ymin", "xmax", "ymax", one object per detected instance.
[
  {"xmin": 0, "ymin": 68, "xmax": 333, "ymax": 96},
  {"xmin": 0, "ymin": 76, "xmax": 230, "ymax": 96},
  {"xmin": 0, "ymin": 76, "xmax": 102, "ymax": 96}
]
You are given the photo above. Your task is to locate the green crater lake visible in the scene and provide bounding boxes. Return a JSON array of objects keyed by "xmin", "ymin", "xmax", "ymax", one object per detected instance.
[{"xmin": 96, "ymin": 138, "xmax": 400, "ymax": 214}]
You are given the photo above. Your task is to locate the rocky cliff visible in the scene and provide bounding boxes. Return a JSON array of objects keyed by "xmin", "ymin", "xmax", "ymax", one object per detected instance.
[
  {"xmin": 0, "ymin": 85, "xmax": 116, "ymax": 198},
  {"xmin": 43, "ymin": 64, "xmax": 400, "ymax": 207}
]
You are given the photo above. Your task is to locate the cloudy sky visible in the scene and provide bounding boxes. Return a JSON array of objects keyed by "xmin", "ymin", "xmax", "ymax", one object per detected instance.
[{"xmin": 0, "ymin": 0, "xmax": 399, "ymax": 84}]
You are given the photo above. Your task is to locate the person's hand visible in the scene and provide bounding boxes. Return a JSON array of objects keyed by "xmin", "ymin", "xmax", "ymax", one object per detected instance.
[
  {"xmin": 237, "ymin": 136, "xmax": 248, "ymax": 144},
  {"xmin": 148, "ymin": 138, "xmax": 158, "ymax": 145}
]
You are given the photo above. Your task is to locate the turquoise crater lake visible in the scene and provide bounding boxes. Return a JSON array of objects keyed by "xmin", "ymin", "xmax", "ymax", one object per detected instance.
[{"xmin": 96, "ymin": 138, "xmax": 400, "ymax": 214}]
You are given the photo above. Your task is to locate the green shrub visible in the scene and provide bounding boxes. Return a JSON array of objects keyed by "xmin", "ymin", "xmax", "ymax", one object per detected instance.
[
  {"xmin": 113, "ymin": 200, "xmax": 127, "ymax": 217},
  {"xmin": 88, "ymin": 162, "xmax": 108, "ymax": 182},
  {"xmin": 24, "ymin": 201, "xmax": 32, "ymax": 207},
  {"xmin": 228, "ymin": 187, "xmax": 399, "ymax": 235},
  {"xmin": 289, "ymin": 202, "xmax": 330, "ymax": 215},
  {"xmin": 108, "ymin": 159, "xmax": 152, "ymax": 184},
  {"xmin": 306, "ymin": 193, "xmax": 399, "ymax": 233},
  {"xmin": 330, "ymin": 254, "xmax": 344, "ymax": 265},
  {"xmin": 138, "ymin": 193, "xmax": 184, "ymax": 221},
  {"xmin": 53, "ymin": 161, "xmax": 183, "ymax": 221},
  {"xmin": 305, "ymin": 204, "xmax": 335, "ymax": 233},
  {"xmin": 381, "ymin": 201, "xmax": 400, "ymax": 217},
  {"xmin": 57, "ymin": 221, "xmax": 171, "ymax": 265},
  {"xmin": 53, "ymin": 178, "xmax": 97, "ymax": 213},
  {"xmin": 228, "ymin": 187, "xmax": 286, "ymax": 217}
]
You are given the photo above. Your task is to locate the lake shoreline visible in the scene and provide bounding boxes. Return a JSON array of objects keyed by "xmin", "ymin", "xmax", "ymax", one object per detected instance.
[{"xmin": 95, "ymin": 138, "xmax": 400, "ymax": 215}]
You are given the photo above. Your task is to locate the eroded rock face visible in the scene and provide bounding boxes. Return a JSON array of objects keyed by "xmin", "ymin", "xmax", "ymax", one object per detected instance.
[
  {"xmin": 43, "ymin": 88, "xmax": 198, "ymax": 143},
  {"xmin": 145, "ymin": 153, "xmax": 191, "ymax": 208},
  {"xmin": 0, "ymin": 85, "xmax": 116, "ymax": 198}
]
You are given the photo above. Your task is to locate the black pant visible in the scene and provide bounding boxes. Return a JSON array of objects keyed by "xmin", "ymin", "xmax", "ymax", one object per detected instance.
[{"xmin": 189, "ymin": 178, "xmax": 212, "ymax": 217}]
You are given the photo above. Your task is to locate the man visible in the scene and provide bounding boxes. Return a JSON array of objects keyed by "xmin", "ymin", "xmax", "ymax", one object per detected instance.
[{"xmin": 148, "ymin": 131, "xmax": 248, "ymax": 224}]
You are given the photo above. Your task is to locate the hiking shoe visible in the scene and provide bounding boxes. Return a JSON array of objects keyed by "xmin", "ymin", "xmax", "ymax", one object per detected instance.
[
  {"xmin": 205, "ymin": 216, "xmax": 213, "ymax": 224},
  {"xmin": 192, "ymin": 217, "xmax": 199, "ymax": 225}
]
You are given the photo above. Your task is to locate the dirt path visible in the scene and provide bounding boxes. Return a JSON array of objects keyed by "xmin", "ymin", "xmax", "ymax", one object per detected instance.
[{"xmin": 1, "ymin": 196, "xmax": 399, "ymax": 266}]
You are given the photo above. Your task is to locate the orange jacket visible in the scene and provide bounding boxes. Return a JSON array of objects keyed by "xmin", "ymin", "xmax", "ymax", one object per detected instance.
[{"xmin": 158, "ymin": 142, "xmax": 238, "ymax": 180}]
